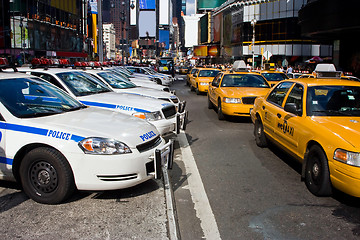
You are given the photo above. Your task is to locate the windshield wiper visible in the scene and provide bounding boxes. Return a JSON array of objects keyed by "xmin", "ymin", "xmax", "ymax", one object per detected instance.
[
  {"xmin": 64, "ymin": 105, "xmax": 88, "ymax": 112},
  {"xmin": 21, "ymin": 111, "xmax": 60, "ymax": 118}
]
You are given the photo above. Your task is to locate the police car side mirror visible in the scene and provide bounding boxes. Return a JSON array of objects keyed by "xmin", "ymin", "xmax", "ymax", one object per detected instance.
[{"xmin": 284, "ymin": 103, "xmax": 301, "ymax": 116}]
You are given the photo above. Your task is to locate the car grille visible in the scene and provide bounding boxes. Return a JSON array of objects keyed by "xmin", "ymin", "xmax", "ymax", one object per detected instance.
[
  {"xmin": 159, "ymin": 98, "xmax": 171, "ymax": 102},
  {"xmin": 163, "ymin": 87, "xmax": 170, "ymax": 92},
  {"xmin": 242, "ymin": 97, "xmax": 257, "ymax": 105},
  {"xmin": 136, "ymin": 136, "xmax": 162, "ymax": 153},
  {"xmin": 171, "ymin": 98, "xmax": 179, "ymax": 104},
  {"xmin": 162, "ymin": 105, "xmax": 177, "ymax": 119}
]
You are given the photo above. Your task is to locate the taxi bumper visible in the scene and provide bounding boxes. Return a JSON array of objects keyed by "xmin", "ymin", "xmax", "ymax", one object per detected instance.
[
  {"xmin": 222, "ymin": 103, "xmax": 253, "ymax": 117},
  {"xmin": 198, "ymin": 83, "xmax": 209, "ymax": 93},
  {"xmin": 73, "ymin": 140, "xmax": 174, "ymax": 191},
  {"xmin": 331, "ymin": 160, "xmax": 360, "ymax": 197}
]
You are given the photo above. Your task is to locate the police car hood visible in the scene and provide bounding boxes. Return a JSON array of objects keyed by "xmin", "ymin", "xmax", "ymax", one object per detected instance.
[
  {"xmin": 29, "ymin": 107, "xmax": 159, "ymax": 148},
  {"xmin": 221, "ymin": 87, "xmax": 270, "ymax": 98},
  {"xmin": 113, "ymin": 87, "xmax": 174, "ymax": 99},
  {"xmin": 77, "ymin": 92, "xmax": 174, "ymax": 112},
  {"xmin": 312, "ymin": 117, "xmax": 360, "ymax": 148}
]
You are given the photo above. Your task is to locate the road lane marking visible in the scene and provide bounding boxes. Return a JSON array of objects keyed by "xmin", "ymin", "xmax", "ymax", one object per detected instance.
[{"xmin": 177, "ymin": 131, "xmax": 221, "ymax": 240}]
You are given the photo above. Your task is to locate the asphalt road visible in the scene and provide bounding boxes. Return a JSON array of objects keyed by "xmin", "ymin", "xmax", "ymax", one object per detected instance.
[{"xmin": 171, "ymin": 76, "xmax": 360, "ymax": 240}]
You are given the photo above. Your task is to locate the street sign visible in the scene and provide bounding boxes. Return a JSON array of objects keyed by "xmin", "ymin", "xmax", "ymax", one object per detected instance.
[{"xmin": 263, "ymin": 50, "xmax": 272, "ymax": 61}]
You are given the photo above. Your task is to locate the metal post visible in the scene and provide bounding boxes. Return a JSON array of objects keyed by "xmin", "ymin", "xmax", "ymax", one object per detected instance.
[
  {"xmin": 251, "ymin": 19, "xmax": 256, "ymax": 70},
  {"xmin": 97, "ymin": 0, "xmax": 104, "ymax": 62}
]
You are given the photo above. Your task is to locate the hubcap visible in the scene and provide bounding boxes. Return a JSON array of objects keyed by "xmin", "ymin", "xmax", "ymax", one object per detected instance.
[{"xmin": 30, "ymin": 161, "xmax": 58, "ymax": 194}]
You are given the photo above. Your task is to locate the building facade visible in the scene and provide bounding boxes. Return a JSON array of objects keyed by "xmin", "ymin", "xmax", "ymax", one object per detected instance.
[{"xmin": 103, "ymin": 23, "xmax": 116, "ymax": 60}]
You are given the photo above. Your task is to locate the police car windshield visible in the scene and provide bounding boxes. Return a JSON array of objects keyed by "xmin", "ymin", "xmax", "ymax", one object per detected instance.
[
  {"xmin": 307, "ymin": 86, "xmax": 360, "ymax": 117},
  {"xmin": 220, "ymin": 74, "xmax": 270, "ymax": 88},
  {"xmin": 56, "ymin": 71, "xmax": 111, "ymax": 96},
  {"xmin": 97, "ymin": 72, "xmax": 137, "ymax": 89},
  {"xmin": 262, "ymin": 73, "xmax": 288, "ymax": 81},
  {"xmin": 0, "ymin": 78, "xmax": 83, "ymax": 118}
]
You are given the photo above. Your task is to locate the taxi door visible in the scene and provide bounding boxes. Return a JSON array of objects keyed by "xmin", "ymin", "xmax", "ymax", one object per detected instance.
[
  {"xmin": 273, "ymin": 83, "xmax": 304, "ymax": 154},
  {"xmin": 208, "ymin": 73, "xmax": 223, "ymax": 106},
  {"xmin": 190, "ymin": 69, "xmax": 199, "ymax": 88},
  {"xmin": 0, "ymin": 112, "xmax": 8, "ymax": 177},
  {"xmin": 262, "ymin": 82, "xmax": 294, "ymax": 140}
]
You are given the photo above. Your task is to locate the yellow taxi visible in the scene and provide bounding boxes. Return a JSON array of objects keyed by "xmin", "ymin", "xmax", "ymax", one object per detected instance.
[
  {"xmin": 208, "ymin": 61, "xmax": 271, "ymax": 120},
  {"xmin": 260, "ymin": 70, "xmax": 288, "ymax": 87},
  {"xmin": 186, "ymin": 67, "xmax": 198, "ymax": 86},
  {"xmin": 190, "ymin": 68, "xmax": 221, "ymax": 95},
  {"xmin": 251, "ymin": 63, "xmax": 360, "ymax": 197}
]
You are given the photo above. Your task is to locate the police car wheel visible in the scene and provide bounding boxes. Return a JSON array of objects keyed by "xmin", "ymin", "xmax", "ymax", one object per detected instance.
[
  {"xmin": 156, "ymin": 79, "xmax": 162, "ymax": 85},
  {"xmin": 20, "ymin": 147, "xmax": 75, "ymax": 204},
  {"xmin": 254, "ymin": 119, "xmax": 268, "ymax": 147},
  {"xmin": 305, "ymin": 145, "xmax": 332, "ymax": 197},
  {"xmin": 207, "ymin": 95, "xmax": 213, "ymax": 109},
  {"xmin": 217, "ymin": 100, "xmax": 225, "ymax": 120}
]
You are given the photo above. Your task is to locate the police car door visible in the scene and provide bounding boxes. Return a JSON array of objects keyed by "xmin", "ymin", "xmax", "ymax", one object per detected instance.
[
  {"xmin": 274, "ymin": 83, "xmax": 304, "ymax": 153},
  {"xmin": 0, "ymin": 112, "xmax": 8, "ymax": 177}
]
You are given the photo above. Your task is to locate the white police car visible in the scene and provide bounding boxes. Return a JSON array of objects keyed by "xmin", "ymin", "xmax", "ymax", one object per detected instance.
[
  {"xmin": 83, "ymin": 69, "xmax": 181, "ymax": 106},
  {"xmin": 18, "ymin": 67, "xmax": 182, "ymax": 136},
  {"xmin": 126, "ymin": 66, "xmax": 173, "ymax": 86},
  {"xmin": 108, "ymin": 67, "xmax": 172, "ymax": 92},
  {"xmin": 0, "ymin": 71, "xmax": 173, "ymax": 204}
]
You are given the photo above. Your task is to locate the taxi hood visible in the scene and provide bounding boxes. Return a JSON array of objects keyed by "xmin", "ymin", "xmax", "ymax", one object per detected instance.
[
  {"xmin": 221, "ymin": 87, "xmax": 270, "ymax": 98},
  {"xmin": 311, "ymin": 117, "xmax": 360, "ymax": 148},
  {"xmin": 27, "ymin": 107, "xmax": 159, "ymax": 148},
  {"xmin": 77, "ymin": 92, "xmax": 174, "ymax": 113}
]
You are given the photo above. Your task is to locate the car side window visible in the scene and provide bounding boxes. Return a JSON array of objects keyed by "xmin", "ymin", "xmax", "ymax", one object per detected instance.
[
  {"xmin": 0, "ymin": 113, "xmax": 4, "ymax": 121},
  {"xmin": 267, "ymin": 82, "xmax": 294, "ymax": 107},
  {"xmin": 212, "ymin": 73, "xmax": 223, "ymax": 87},
  {"xmin": 285, "ymin": 83, "xmax": 304, "ymax": 115},
  {"xmin": 31, "ymin": 72, "xmax": 65, "ymax": 90}
]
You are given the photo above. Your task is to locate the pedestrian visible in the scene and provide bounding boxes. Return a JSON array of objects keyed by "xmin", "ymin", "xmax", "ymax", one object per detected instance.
[{"xmin": 287, "ymin": 65, "xmax": 293, "ymax": 73}]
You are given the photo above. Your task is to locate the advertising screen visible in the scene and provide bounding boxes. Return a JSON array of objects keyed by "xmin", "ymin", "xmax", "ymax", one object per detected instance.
[
  {"xmin": 139, "ymin": 11, "xmax": 156, "ymax": 37},
  {"xmin": 198, "ymin": 0, "xmax": 227, "ymax": 10},
  {"xmin": 139, "ymin": 0, "xmax": 156, "ymax": 10},
  {"xmin": 193, "ymin": 46, "xmax": 208, "ymax": 57}
]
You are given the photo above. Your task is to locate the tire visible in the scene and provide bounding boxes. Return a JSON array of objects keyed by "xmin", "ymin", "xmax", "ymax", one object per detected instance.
[
  {"xmin": 156, "ymin": 79, "xmax": 162, "ymax": 85},
  {"xmin": 254, "ymin": 118, "xmax": 268, "ymax": 147},
  {"xmin": 190, "ymin": 84, "xmax": 195, "ymax": 92},
  {"xmin": 207, "ymin": 95, "xmax": 213, "ymax": 109},
  {"xmin": 20, "ymin": 147, "xmax": 75, "ymax": 204},
  {"xmin": 217, "ymin": 100, "xmax": 225, "ymax": 120},
  {"xmin": 195, "ymin": 84, "xmax": 200, "ymax": 95},
  {"xmin": 305, "ymin": 145, "xmax": 332, "ymax": 196}
]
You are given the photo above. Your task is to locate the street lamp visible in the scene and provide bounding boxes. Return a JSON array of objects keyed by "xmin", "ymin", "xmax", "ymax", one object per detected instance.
[{"xmin": 251, "ymin": 19, "xmax": 257, "ymax": 69}]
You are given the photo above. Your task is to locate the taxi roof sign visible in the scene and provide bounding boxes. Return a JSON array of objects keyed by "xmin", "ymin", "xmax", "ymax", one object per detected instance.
[
  {"xmin": 314, "ymin": 63, "xmax": 336, "ymax": 72},
  {"xmin": 232, "ymin": 60, "xmax": 248, "ymax": 72}
]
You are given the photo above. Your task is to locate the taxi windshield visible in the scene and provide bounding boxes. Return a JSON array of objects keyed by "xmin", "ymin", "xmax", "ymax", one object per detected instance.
[
  {"xmin": 56, "ymin": 71, "xmax": 111, "ymax": 97},
  {"xmin": 261, "ymin": 72, "xmax": 288, "ymax": 82},
  {"xmin": 220, "ymin": 74, "xmax": 270, "ymax": 88},
  {"xmin": 0, "ymin": 78, "xmax": 83, "ymax": 118},
  {"xmin": 97, "ymin": 72, "xmax": 137, "ymax": 89},
  {"xmin": 307, "ymin": 86, "xmax": 360, "ymax": 116},
  {"xmin": 199, "ymin": 70, "xmax": 220, "ymax": 77}
]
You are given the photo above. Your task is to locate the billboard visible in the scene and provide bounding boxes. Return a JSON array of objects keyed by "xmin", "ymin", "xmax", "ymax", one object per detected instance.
[
  {"xmin": 139, "ymin": 0, "xmax": 156, "ymax": 10},
  {"xmin": 208, "ymin": 45, "xmax": 220, "ymax": 57},
  {"xmin": 213, "ymin": 13, "xmax": 222, "ymax": 43},
  {"xmin": 139, "ymin": 11, "xmax": 156, "ymax": 37},
  {"xmin": 159, "ymin": 30, "xmax": 170, "ymax": 49},
  {"xmin": 198, "ymin": 0, "xmax": 227, "ymax": 10},
  {"xmin": 193, "ymin": 45, "xmax": 208, "ymax": 57},
  {"xmin": 159, "ymin": 0, "xmax": 169, "ymax": 25}
]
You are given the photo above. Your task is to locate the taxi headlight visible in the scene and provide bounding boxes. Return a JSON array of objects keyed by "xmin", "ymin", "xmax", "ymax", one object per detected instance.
[
  {"xmin": 199, "ymin": 82, "xmax": 209, "ymax": 86},
  {"xmin": 79, "ymin": 137, "xmax": 131, "ymax": 154},
  {"xmin": 223, "ymin": 97, "xmax": 242, "ymax": 104},
  {"xmin": 133, "ymin": 111, "xmax": 163, "ymax": 121},
  {"xmin": 334, "ymin": 149, "xmax": 360, "ymax": 167}
]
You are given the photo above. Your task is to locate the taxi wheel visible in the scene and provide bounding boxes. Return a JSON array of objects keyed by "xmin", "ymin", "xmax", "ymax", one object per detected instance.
[
  {"xmin": 254, "ymin": 119, "xmax": 268, "ymax": 147},
  {"xmin": 20, "ymin": 147, "xmax": 75, "ymax": 204},
  {"xmin": 305, "ymin": 145, "xmax": 332, "ymax": 196},
  {"xmin": 207, "ymin": 95, "xmax": 213, "ymax": 109},
  {"xmin": 217, "ymin": 100, "xmax": 225, "ymax": 120},
  {"xmin": 195, "ymin": 84, "xmax": 200, "ymax": 95},
  {"xmin": 190, "ymin": 84, "xmax": 195, "ymax": 91}
]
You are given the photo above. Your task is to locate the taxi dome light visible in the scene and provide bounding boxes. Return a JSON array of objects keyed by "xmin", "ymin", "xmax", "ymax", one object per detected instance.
[
  {"xmin": 232, "ymin": 60, "xmax": 248, "ymax": 72},
  {"xmin": 314, "ymin": 63, "xmax": 336, "ymax": 72}
]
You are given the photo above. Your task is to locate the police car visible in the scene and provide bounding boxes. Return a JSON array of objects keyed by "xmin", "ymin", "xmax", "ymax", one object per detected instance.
[
  {"xmin": 0, "ymin": 70, "xmax": 173, "ymax": 204},
  {"xmin": 108, "ymin": 67, "xmax": 172, "ymax": 92},
  {"xmin": 18, "ymin": 67, "xmax": 182, "ymax": 136},
  {"xmin": 84, "ymin": 69, "xmax": 181, "ymax": 106},
  {"xmin": 126, "ymin": 66, "xmax": 173, "ymax": 86}
]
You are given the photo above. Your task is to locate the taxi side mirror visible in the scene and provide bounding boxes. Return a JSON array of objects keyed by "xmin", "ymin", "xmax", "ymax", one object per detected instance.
[{"xmin": 284, "ymin": 103, "xmax": 302, "ymax": 116}]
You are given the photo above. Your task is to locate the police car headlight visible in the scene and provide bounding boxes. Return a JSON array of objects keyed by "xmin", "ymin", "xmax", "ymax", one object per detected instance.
[
  {"xmin": 79, "ymin": 138, "xmax": 132, "ymax": 154},
  {"xmin": 334, "ymin": 149, "xmax": 360, "ymax": 167},
  {"xmin": 199, "ymin": 82, "xmax": 209, "ymax": 86},
  {"xmin": 223, "ymin": 97, "xmax": 242, "ymax": 104},
  {"xmin": 133, "ymin": 111, "xmax": 163, "ymax": 121}
]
